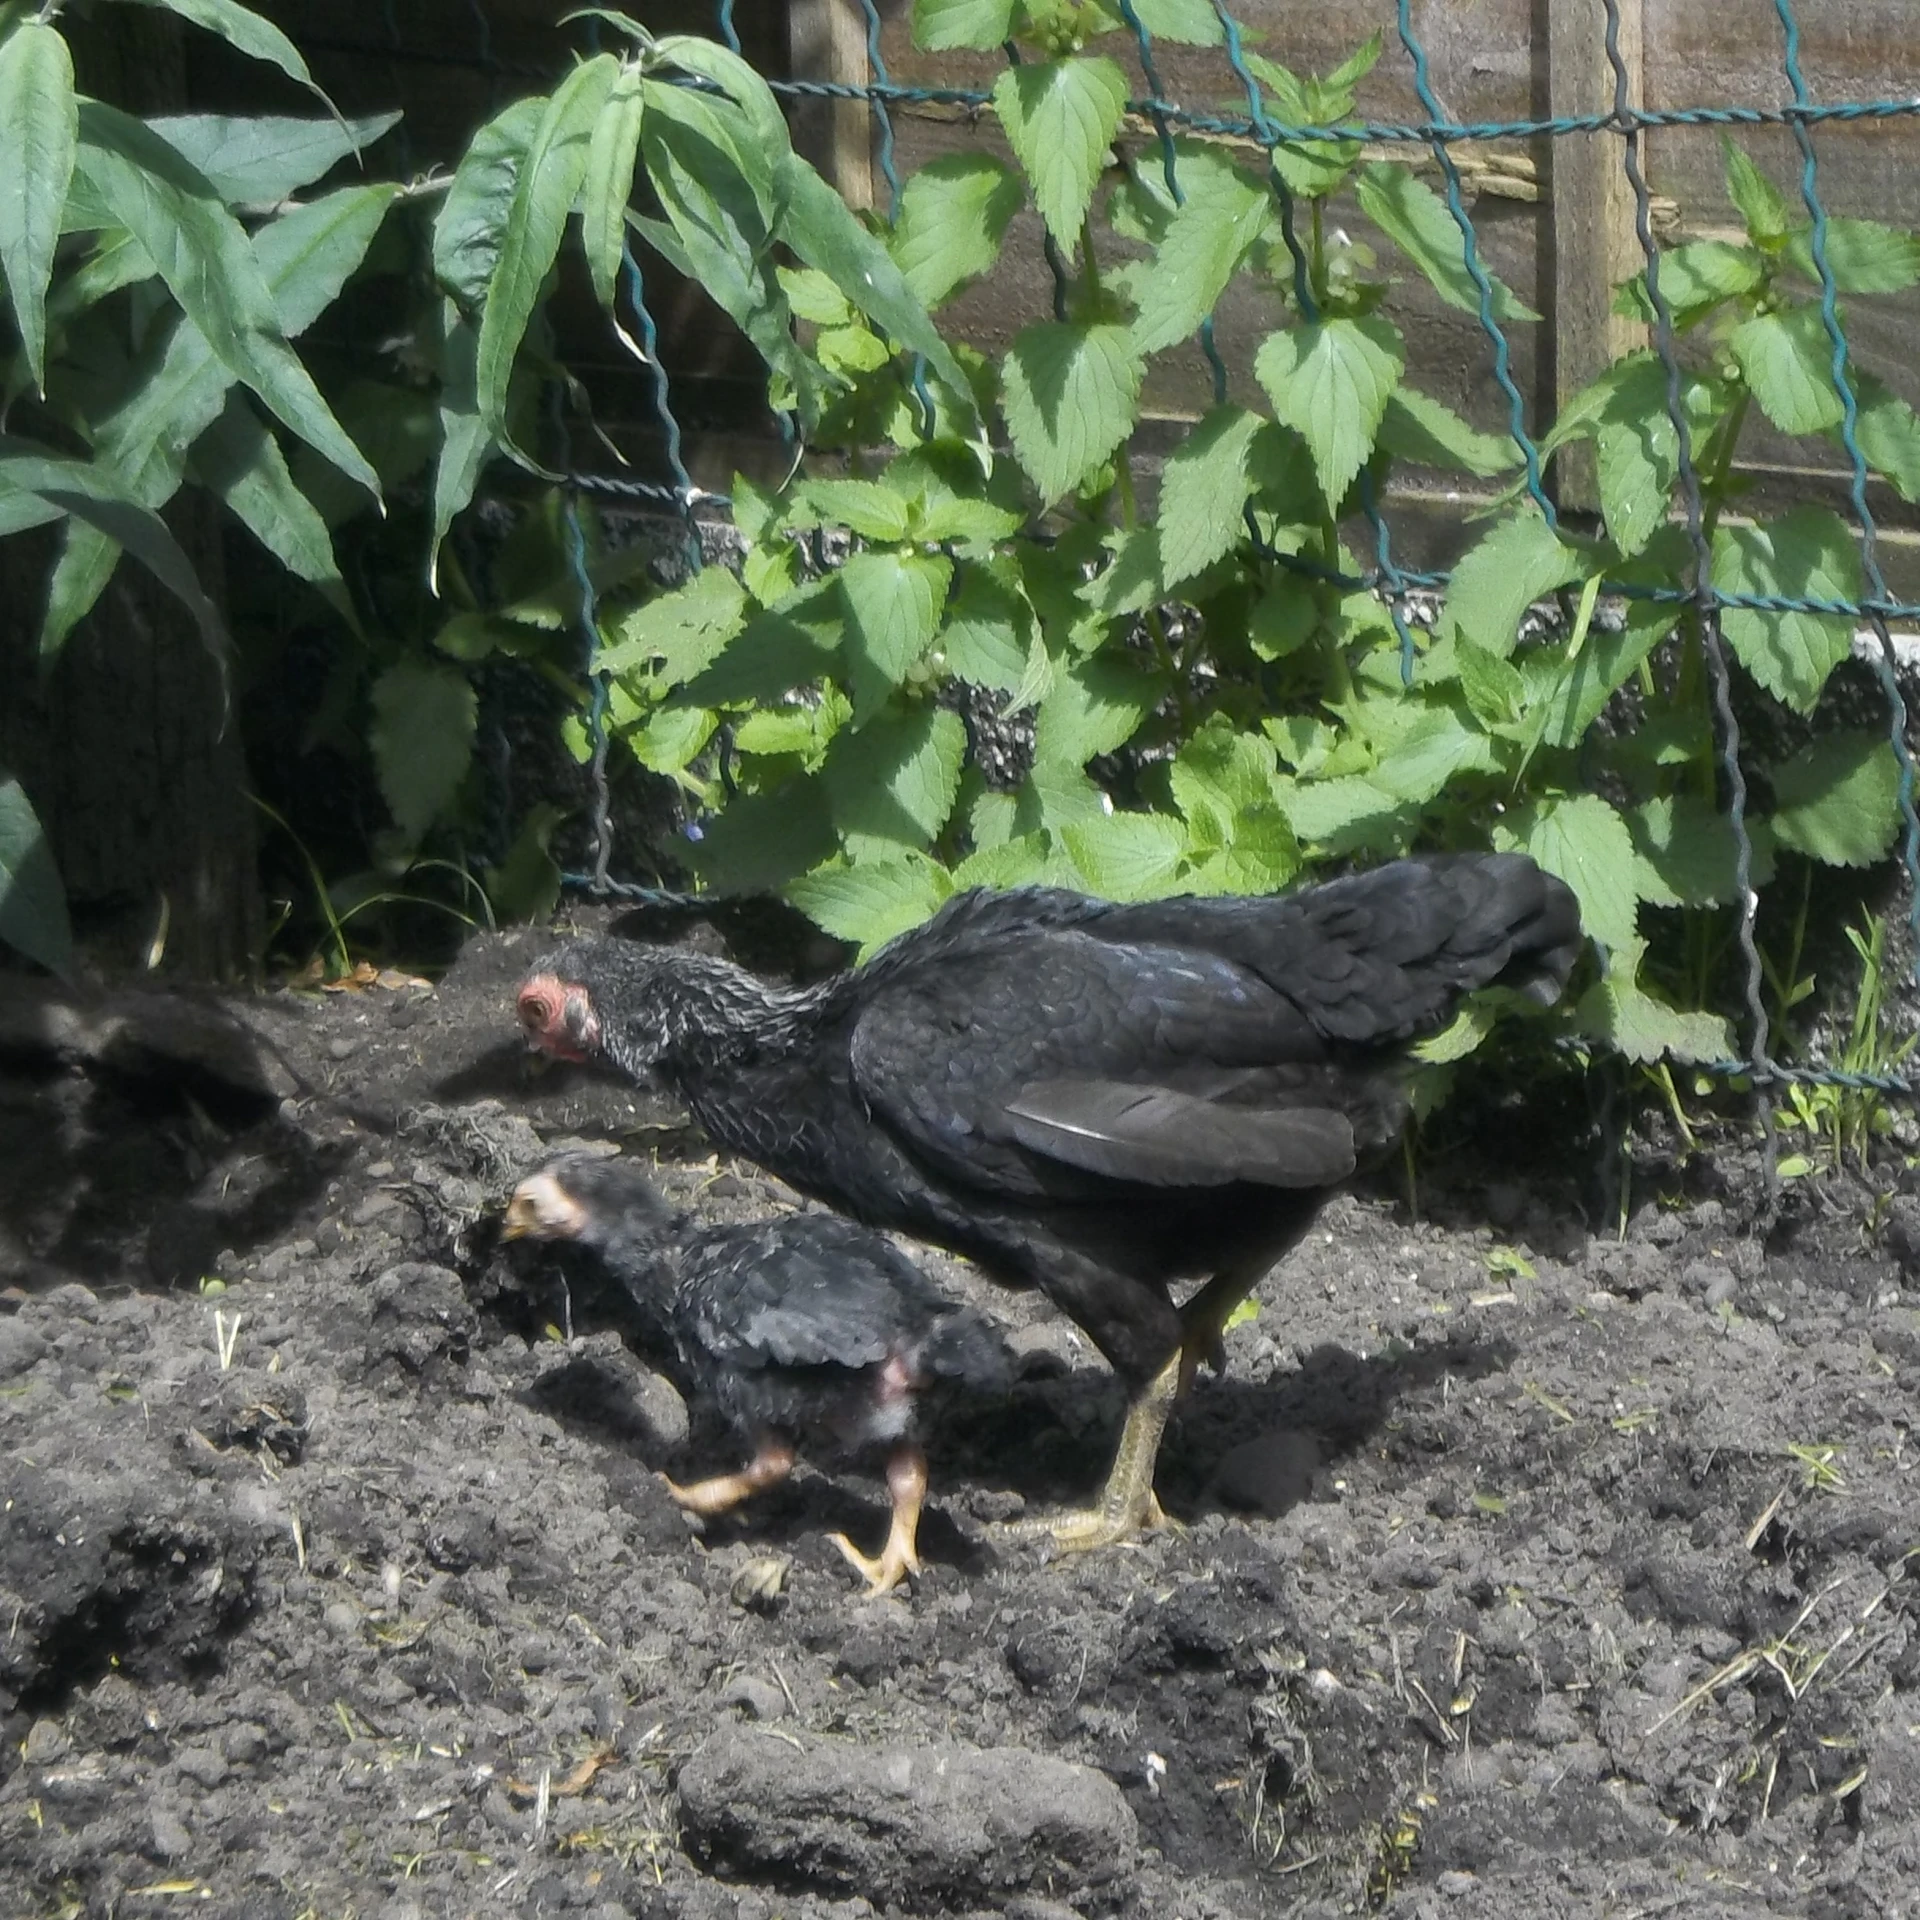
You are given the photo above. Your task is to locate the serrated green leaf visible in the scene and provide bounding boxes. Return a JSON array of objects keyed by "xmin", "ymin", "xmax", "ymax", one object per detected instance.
[
  {"xmin": 1722, "ymin": 135, "xmax": 1790, "ymax": 245},
  {"xmin": 117, "ymin": 0, "xmax": 328, "ymax": 100},
  {"xmin": 1356, "ymin": 162, "xmax": 1540, "ymax": 321},
  {"xmin": 1768, "ymin": 730, "xmax": 1902, "ymax": 868},
  {"xmin": 1362, "ymin": 702, "xmax": 1495, "ymax": 804},
  {"xmin": 1628, "ymin": 793, "xmax": 1773, "ymax": 906},
  {"xmin": 599, "ymin": 568, "xmax": 749, "ymax": 686},
  {"xmin": 628, "ymin": 704, "xmax": 718, "ymax": 776},
  {"xmin": 74, "ymin": 102, "xmax": 379, "ymax": 493},
  {"xmin": 952, "ymin": 833, "xmax": 1069, "ymax": 890},
  {"xmin": 1241, "ymin": 52, "xmax": 1361, "ymax": 198},
  {"xmin": 581, "ymin": 66, "xmax": 645, "ymax": 321},
  {"xmin": 676, "ymin": 582, "xmax": 841, "ymax": 709},
  {"xmin": 433, "ymin": 96, "xmax": 542, "ymax": 309},
  {"xmin": 890, "ymin": 153, "xmax": 1023, "ymax": 309},
  {"xmin": 1379, "ymin": 386, "xmax": 1518, "ymax": 478},
  {"xmin": 368, "ymin": 660, "xmax": 477, "ymax": 844},
  {"xmin": 0, "ymin": 774, "xmax": 73, "ymax": 977},
  {"xmin": 1156, "ymin": 404, "xmax": 1262, "ymax": 588},
  {"xmin": 476, "ymin": 54, "xmax": 620, "ymax": 437},
  {"xmin": 1579, "ymin": 974, "xmax": 1734, "ymax": 1064},
  {"xmin": 1255, "ymin": 316, "xmax": 1403, "ymax": 508},
  {"xmin": 1496, "ymin": 791, "xmax": 1635, "ymax": 953},
  {"xmin": 1129, "ymin": 155, "xmax": 1273, "ymax": 356},
  {"xmin": 991, "ymin": 56, "xmax": 1128, "ymax": 251},
  {"xmin": 1614, "ymin": 239, "xmax": 1765, "ymax": 327},
  {"xmin": 1129, "ymin": 0, "xmax": 1225, "ymax": 43},
  {"xmin": 825, "ymin": 705, "xmax": 968, "ymax": 857},
  {"xmin": 787, "ymin": 852, "xmax": 953, "ymax": 956},
  {"xmin": 1456, "ymin": 636, "xmax": 1526, "ymax": 729},
  {"xmin": 1851, "ymin": 373, "xmax": 1920, "ymax": 503},
  {"xmin": 1169, "ymin": 720, "xmax": 1278, "ymax": 835},
  {"xmin": 1443, "ymin": 508, "xmax": 1586, "ymax": 656},
  {"xmin": 148, "ymin": 109, "xmax": 400, "ymax": 204},
  {"xmin": 1731, "ymin": 305, "xmax": 1846, "ymax": 436},
  {"xmin": 1081, "ymin": 526, "xmax": 1162, "ymax": 619},
  {"xmin": 1279, "ymin": 775, "xmax": 1403, "ymax": 855},
  {"xmin": 1063, "ymin": 810, "xmax": 1189, "ymax": 902},
  {"xmin": 690, "ymin": 782, "xmax": 837, "ymax": 894},
  {"xmin": 912, "ymin": 0, "xmax": 1015, "ymax": 51},
  {"xmin": 941, "ymin": 563, "xmax": 1035, "ymax": 693},
  {"xmin": 1184, "ymin": 799, "xmax": 1300, "ymax": 895},
  {"xmin": 1783, "ymin": 218, "xmax": 1920, "ymax": 295},
  {"xmin": 1248, "ymin": 582, "xmax": 1318, "ymax": 661},
  {"xmin": 840, "ymin": 551, "xmax": 951, "ymax": 715},
  {"xmin": 0, "ymin": 24, "xmax": 77, "ymax": 392},
  {"xmin": 1713, "ymin": 506, "xmax": 1860, "ymax": 713},
  {"xmin": 1002, "ymin": 320, "xmax": 1142, "ymax": 504},
  {"xmin": 783, "ymin": 477, "xmax": 913, "ymax": 544},
  {"xmin": 1034, "ymin": 652, "xmax": 1162, "ymax": 768}
]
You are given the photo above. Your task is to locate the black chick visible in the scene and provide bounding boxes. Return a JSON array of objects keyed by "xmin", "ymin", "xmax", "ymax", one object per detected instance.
[
  {"xmin": 502, "ymin": 1153, "xmax": 1009, "ymax": 1595},
  {"xmin": 515, "ymin": 854, "xmax": 1583, "ymax": 1549}
]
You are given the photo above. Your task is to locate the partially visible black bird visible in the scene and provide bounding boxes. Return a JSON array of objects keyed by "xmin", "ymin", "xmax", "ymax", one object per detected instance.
[
  {"xmin": 516, "ymin": 855, "xmax": 1583, "ymax": 1549},
  {"xmin": 502, "ymin": 1153, "xmax": 1009, "ymax": 1595}
]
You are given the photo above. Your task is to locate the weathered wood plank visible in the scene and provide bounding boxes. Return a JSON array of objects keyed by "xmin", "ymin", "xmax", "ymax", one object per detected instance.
[
  {"xmin": 1548, "ymin": 0, "xmax": 1647, "ymax": 510},
  {"xmin": 789, "ymin": 0, "xmax": 873, "ymax": 212}
]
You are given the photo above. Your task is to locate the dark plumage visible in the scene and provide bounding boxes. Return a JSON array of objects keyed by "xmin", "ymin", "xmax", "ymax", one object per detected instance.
[
  {"xmin": 516, "ymin": 855, "xmax": 1583, "ymax": 1545},
  {"xmin": 503, "ymin": 1153, "xmax": 1009, "ymax": 1594}
]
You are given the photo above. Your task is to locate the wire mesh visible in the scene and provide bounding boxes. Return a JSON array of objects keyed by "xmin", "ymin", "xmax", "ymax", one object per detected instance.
[{"xmin": 394, "ymin": 1, "xmax": 1920, "ymax": 1095}]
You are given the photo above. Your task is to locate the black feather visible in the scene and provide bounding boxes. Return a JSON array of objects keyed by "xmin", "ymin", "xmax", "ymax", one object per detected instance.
[
  {"xmin": 520, "ymin": 854, "xmax": 1583, "ymax": 1386},
  {"xmin": 513, "ymin": 1155, "xmax": 1008, "ymax": 1462}
]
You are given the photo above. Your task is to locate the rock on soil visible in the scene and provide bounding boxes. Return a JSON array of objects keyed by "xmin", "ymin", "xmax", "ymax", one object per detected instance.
[
  {"xmin": 4, "ymin": 923, "xmax": 1920, "ymax": 1918},
  {"xmin": 677, "ymin": 1727, "xmax": 1137, "ymax": 1906}
]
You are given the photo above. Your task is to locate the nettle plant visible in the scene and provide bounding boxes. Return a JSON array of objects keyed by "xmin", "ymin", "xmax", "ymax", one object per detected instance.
[{"xmin": 439, "ymin": 1, "xmax": 1918, "ymax": 1073}]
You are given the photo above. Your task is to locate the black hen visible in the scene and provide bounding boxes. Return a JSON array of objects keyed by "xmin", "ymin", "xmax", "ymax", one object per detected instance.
[
  {"xmin": 503, "ymin": 1153, "xmax": 1009, "ymax": 1594},
  {"xmin": 517, "ymin": 855, "xmax": 1582, "ymax": 1546}
]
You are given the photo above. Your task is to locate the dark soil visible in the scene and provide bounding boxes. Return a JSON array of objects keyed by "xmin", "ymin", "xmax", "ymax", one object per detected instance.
[{"xmin": 4, "ymin": 920, "xmax": 1920, "ymax": 1920}]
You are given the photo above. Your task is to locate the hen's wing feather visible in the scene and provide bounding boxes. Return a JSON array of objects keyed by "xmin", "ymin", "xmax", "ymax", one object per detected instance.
[{"xmin": 1003, "ymin": 1080, "xmax": 1355, "ymax": 1188}]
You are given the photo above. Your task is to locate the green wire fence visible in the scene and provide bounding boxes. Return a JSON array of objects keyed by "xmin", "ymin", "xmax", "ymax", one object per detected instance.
[{"xmin": 351, "ymin": 1, "xmax": 1920, "ymax": 1103}]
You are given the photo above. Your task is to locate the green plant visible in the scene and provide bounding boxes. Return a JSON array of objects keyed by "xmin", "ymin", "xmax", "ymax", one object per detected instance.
[
  {"xmin": 1774, "ymin": 910, "xmax": 1917, "ymax": 1175},
  {"xmin": 428, "ymin": 8, "xmax": 1918, "ymax": 1085}
]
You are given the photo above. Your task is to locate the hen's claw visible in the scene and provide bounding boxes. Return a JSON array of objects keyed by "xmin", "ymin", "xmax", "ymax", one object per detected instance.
[{"xmin": 830, "ymin": 1528, "xmax": 922, "ymax": 1597}]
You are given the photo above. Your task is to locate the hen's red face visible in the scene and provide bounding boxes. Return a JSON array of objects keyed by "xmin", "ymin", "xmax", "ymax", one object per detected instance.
[{"xmin": 517, "ymin": 974, "xmax": 601, "ymax": 1063}]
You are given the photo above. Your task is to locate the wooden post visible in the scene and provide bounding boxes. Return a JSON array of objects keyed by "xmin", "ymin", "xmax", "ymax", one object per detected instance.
[
  {"xmin": 789, "ymin": 1, "xmax": 874, "ymax": 213},
  {"xmin": 1547, "ymin": 0, "xmax": 1648, "ymax": 511}
]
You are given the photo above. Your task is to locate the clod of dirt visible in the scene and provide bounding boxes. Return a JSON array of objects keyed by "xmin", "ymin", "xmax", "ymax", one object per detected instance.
[
  {"xmin": 363, "ymin": 1262, "xmax": 477, "ymax": 1379},
  {"xmin": 674, "ymin": 1726, "xmax": 1138, "ymax": 1908}
]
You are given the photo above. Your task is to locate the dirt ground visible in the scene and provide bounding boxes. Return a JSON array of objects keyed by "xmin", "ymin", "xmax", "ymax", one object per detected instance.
[{"xmin": 3, "ymin": 911, "xmax": 1920, "ymax": 1920}]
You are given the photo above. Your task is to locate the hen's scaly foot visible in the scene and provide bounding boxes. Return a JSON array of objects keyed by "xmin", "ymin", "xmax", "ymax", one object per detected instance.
[
  {"xmin": 1001, "ymin": 1350, "xmax": 1186, "ymax": 1552},
  {"xmin": 829, "ymin": 1528, "xmax": 922, "ymax": 1597},
  {"xmin": 1003, "ymin": 1488, "xmax": 1184, "ymax": 1551}
]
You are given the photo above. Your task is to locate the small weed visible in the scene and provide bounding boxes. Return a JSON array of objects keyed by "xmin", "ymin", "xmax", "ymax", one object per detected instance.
[
  {"xmin": 1484, "ymin": 1246, "xmax": 1537, "ymax": 1282},
  {"xmin": 1785, "ymin": 1442, "xmax": 1845, "ymax": 1492}
]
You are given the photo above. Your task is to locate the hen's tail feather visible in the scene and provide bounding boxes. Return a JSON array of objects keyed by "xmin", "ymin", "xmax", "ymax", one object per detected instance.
[{"xmin": 915, "ymin": 1308, "xmax": 1013, "ymax": 1393}]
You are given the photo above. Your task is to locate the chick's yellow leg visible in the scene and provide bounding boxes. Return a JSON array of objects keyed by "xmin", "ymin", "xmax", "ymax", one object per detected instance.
[
  {"xmin": 830, "ymin": 1444, "xmax": 927, "ymax": 1597},
  {"xmin": 662, "ymin": 1435, "xmax": 795, "ymax": 1516}
]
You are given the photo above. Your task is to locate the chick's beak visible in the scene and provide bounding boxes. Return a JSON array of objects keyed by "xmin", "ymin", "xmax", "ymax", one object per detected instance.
[
  {"xmin": 502, "ymin": 1172, "xmax": 590, "ymax": 1242},
  {"xmin": 501, "ymin": 1189, "xmax": 541, "ymax": 1241}
]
